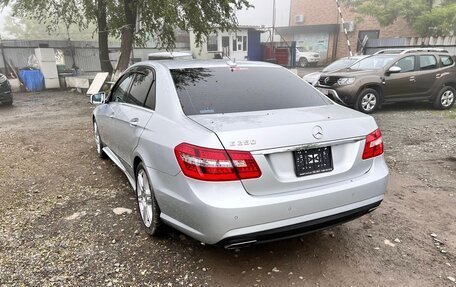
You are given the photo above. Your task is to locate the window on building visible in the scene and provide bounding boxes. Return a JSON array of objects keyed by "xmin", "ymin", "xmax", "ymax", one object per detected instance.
[
  {"xmin": 237, "ymin": 36, "xmax": 243, "ymax": 51},
  {"xmin": 242, "ymin": 36, "xmax": 247, "ymax": 51},
  {"xmin": 233, "ymin": 37, "xmax": 237, "ymax": 52},
  {"xmin": 419, "ymin": 55, "xmax": 437, "ymax": 70},
  {"xmin": 207, "ymin": 35, "xmax": 218, "ymax": 52}
]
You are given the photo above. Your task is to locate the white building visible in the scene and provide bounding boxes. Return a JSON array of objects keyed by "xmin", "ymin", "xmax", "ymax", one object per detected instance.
[{"xmin": 190, "ymin": 27, "xmax": 262, "ymax": 60}]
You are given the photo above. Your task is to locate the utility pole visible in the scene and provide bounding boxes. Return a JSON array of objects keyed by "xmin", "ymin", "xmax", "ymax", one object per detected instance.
[
  {"xmin": 335, "ymin": 0, "xmax": 353, "ymax": 57},
  {"xmin": 272, "ymin": 0, "xmax": 276, "ymax": 42}
]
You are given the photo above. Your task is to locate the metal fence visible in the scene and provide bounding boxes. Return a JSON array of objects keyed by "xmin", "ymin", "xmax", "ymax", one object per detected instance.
[
  {"xmin": 0, "ymin": 39, "xmax": 190, "ymax": 73},
  {"xmin": 365, "ymin": 36, "xmax": 456, "ymax": 56}
]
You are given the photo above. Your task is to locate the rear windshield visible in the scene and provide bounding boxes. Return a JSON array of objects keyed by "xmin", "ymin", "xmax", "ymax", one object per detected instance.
[{"xmin": 170, "ymin": 66, "xmax": 331, "ymax": 115}]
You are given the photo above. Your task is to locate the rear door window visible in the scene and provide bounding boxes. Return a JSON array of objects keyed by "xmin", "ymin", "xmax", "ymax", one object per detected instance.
[
  {"xmin": 419, "ymin": 55, "xmax": 438, "ymax": 70},
  {"xmin": 170, "ymin": 67, "xmax": 331, "ymax": 115},
  {"xmin": 440, "ymin": 55, "xmax": 454, "ymax": 67}
]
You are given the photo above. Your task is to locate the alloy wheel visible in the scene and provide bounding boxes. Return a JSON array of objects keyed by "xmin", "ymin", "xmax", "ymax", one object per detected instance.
[
  {"xmin": 361, "ymin": 93, "xmax": 377, "ymax": 112},
  {"xmin": 93, "ymin": 122, "xmax": 101, "ymax": 154},
  {"xmin": 137, "ymin": 169, "xmax": 154, "ymax": 228},
  {"xmin": 441, "ymin": 90, "xmax": 455, "ymax": 107}
]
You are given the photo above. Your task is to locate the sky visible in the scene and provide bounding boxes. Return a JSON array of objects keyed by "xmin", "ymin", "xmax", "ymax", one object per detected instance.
[{"xmin": 236, "ymin": 0, "xmax": 291, "ymax": 28}]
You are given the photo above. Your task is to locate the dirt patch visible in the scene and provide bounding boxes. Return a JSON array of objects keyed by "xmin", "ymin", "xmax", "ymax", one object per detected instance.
[{"xmin": 0, "ymin": 92, "xmax": 455, "ymax": 286}]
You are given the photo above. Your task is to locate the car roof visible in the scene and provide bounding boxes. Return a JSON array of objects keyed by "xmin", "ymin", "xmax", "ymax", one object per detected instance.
[{"xmin": 136, "ymin": 60, "xmax": 281, "ymax": 70}]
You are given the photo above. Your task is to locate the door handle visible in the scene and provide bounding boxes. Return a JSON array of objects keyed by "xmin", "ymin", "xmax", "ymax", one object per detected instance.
[
  {"xmin": 129, "ymin": 118, "xmax": 139, "ymax": 127},
  {"xmin": 109, "ymin": 113, "xmax": 115, "ymax": 119},
  {"xmin": 436, "ymin": 74, "xmax": 442, "ymax": 78},
  {"xmin": 409, "ymin": 76, "xmax": 416, "ymax": 82}
]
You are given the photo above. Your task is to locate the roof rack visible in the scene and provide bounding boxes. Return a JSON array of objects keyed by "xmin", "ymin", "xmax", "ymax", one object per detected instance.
[
  {"xmin": 374, "ymin": 49, "xmax": 405, "ymax": 55},
  {"xmin": 374, "ymin": 48, "xmax": 449, "ymax": 55},
  {"xmin": 399, "ymin": 48, "xmax": 449, "ymax": 54}
]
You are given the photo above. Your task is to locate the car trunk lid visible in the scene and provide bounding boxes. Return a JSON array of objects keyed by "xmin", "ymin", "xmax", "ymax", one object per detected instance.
[{"xmin": 189, "ymin": 105, "xmax": 379, "ymax": 196}]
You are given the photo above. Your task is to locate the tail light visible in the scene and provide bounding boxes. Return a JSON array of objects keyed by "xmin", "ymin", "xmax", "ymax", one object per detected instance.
[
  {"xmin": 362, "ymin": 129, "xmax": 384, "ymax": 160},
  {"xmin": 174, "ymin": 143, "xmax": 261, "ymax": 181}
]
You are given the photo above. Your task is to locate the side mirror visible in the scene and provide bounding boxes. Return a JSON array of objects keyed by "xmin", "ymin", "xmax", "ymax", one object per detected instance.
[
  {"xmin": 90, "ymin": 92, "xmax": 106, "ymax": 105},
  {"xmin": 388, "ymin": 66, "xmax": 402, "ymax": 74}
]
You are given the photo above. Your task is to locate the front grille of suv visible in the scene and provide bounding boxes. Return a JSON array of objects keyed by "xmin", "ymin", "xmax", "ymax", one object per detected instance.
[{"xmin": 318, "ymin": 76, "xmax": 339, "ymax": 86}]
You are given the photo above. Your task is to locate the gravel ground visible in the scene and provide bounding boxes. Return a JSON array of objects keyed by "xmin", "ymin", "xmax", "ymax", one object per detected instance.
[{"xmin": 0, "ymin": 91, "xmax": 455, "ymax": 287}]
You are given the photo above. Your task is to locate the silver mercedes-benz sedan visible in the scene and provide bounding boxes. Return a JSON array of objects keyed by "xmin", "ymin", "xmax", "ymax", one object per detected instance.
[{"xmin": 91, "ymin": 60, "xmax": 388, "ymax": 248}]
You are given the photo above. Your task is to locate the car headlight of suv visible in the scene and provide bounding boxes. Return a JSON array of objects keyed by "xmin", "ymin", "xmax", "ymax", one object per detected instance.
[{"xmin": 337, "ymin": 77, "xmax": 355, "ymax": 86}]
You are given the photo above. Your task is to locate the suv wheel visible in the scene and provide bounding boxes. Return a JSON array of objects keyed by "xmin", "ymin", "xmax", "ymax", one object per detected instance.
[
  {"xmin": 356, "ymin": 88, "xmax": 380, "ymax": 114},
  {"xmin": 93, "ymin": 121, "xmax": 107, "ymax": 159},
  {"xmin": 299, "ymin": 58, "xmax": 308, "ymax": 68},
  {"xmin": 136, "ymin": 163, "xmax": 163, "ymax": 236},
  {"xmin": 434, "ymin": 86, "xmax": 455, "ymax": 110}
]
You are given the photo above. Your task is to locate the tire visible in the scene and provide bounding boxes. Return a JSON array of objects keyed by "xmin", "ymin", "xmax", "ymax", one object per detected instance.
[
  {"xmin": 135, "ymin": 162, "xmax": 163, "ymax": 236},
  {"xmin": 433, "ymin": 86, "xmax": 455, "ymax": 110},
  {"xmin": 3, "ymin": 98, "xmax": 12, "ymax": 106},
  {"xmin": 299, "ymin": 58, "xmax": 309, "ymax": 68},
  {"xmin": 93, "ymin": 121, "xmax": 107, "ymax": 159},
  {"xmin": 356, "ymin": 88, "xmax": 380, "ymax": 114}
]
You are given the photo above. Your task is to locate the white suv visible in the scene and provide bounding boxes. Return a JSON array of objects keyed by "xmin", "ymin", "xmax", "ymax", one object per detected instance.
[{"xmin": 296, "ymin": 47, "xmax": 320, "ymax": 67}]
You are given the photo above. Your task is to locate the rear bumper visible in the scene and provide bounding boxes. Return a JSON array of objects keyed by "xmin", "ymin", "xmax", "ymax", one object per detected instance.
[
  {"xmin": 217, "ymin": 200, "xmax": 381, "ymax": 248},
  {"xmin": 153, "ymin": 156, "xmax": 388, "ymax": 245}
]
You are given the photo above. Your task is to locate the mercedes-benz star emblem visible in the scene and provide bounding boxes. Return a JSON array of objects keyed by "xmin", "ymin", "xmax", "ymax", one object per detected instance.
[
  {"xmin": 312, "ymin": 126, "xmax": 324, "ymax": 140},
  {"xmin": 324, "ymin": 77, "xmax": 330, "ymax": 84}
]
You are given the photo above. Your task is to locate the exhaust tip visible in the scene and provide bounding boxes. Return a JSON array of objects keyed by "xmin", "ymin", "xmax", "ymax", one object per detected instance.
[{"xmin": 224, "ymin": 240, "xmax": 257, "ymax": 250}]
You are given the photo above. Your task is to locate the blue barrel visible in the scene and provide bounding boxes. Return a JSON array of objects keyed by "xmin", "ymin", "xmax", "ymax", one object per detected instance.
[{"xmin": 19, "ymin": 69, "xmax": 45, "ymax": 92}]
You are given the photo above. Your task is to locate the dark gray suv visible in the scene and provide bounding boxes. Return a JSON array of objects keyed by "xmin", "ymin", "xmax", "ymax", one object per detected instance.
[{"xmin": 315, "ymin": 49, "xmax": 456, "ymax": 113}]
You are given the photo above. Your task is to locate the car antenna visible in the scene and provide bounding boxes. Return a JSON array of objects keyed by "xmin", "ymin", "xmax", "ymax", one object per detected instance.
[{"xmin": 227, "ymin": 58, "xmax": 237, "ymax": 68}]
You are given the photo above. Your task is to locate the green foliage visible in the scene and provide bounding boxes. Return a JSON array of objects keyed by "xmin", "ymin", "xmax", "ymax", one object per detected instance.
[
  {"xmin": 413, "ymin": 3, "xmax": 456, "ymax": 36},
  {"xmin": 345, "ymin": 0, "xmax": 456, "ymax": 36},
  {"xmin": 0, "ymin": 0, "xmax": 252, "ymax": 49}
]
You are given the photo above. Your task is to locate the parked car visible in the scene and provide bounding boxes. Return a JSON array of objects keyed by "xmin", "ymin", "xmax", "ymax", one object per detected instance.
[
  {"xmin": 315, "ymin": 49, "xmax": 456, "ymax": 113},
  {"xmin": 91, "ymin": 60, "xmax": 388, "ymax": 248},
  {"xmin": 296, "ymin": 47, "xmax": 320, "ymax": 67},
  {"xmin": 0, "ymin": 73, "xmax": 12, "ymax": 106},
  {"xmin": 303, "ymin": 55, "xmax": 368, "ymax": 86}
]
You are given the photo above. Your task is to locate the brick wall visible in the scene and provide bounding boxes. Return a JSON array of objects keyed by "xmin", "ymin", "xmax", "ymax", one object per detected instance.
[{"xmin": 290, "ymin": 0, "xmax": 418, "ymax": 59}]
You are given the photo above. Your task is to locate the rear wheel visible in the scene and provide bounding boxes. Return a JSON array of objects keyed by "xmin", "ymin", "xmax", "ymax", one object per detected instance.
[
  {"xmin": 93, "ymin": 121, "xmax": 107, "ymax": 159},
  {"xmin": 299, "ymin": 58, "xmax": 309, "ymax": 68},
  {"xmin": 4, "ymin": 98, "xmax": 12, "ymax": 106},
  {"xmin": 136, "ymin": 163, "xmax": 163, "ymax": 236},
  {"xmin": 356, "ymin": 89, "xmax": 380, "ymax": 114},
  {"xmin": 434, "ymin": 86, "xmax": 455, "ymax": 110}
]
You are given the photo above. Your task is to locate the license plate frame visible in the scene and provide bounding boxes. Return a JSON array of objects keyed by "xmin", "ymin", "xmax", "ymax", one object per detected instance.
[{"xmin": 293, "ymin": 146, "xmax": 334, "ymax": 177}]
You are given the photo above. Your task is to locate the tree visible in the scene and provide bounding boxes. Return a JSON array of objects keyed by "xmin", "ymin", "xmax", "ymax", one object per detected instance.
[
  {"xmin": 1, "ymin": 0, "xmax": 252, "ymax": 75},
  {"xmin": 345, "ymin": 0, "xmax": 456, "ymax": 36}
]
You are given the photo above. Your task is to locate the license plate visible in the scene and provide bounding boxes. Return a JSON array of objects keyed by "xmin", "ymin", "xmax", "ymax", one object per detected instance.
[
  {"xmin": 317, "ymin": 87, "xmax": 329, "ymax": 95},
  {"xmin": 294, "ymin": 147, "xmax": 333, "ymax": 177}
]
